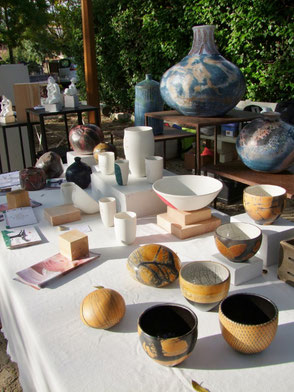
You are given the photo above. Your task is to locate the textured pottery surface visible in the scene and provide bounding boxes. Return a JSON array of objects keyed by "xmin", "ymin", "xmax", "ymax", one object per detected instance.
[
  {"xmin": 179, "ymin": 261, "xmax": 230, "ymax": 311},
  {"xmin": 214, "ymin": 222, "xmax": 262, "ymax": 262},
  {"xmin": 72, "ymin": 185, "xmax": 99, "ymax": 214},
  {"xmin": 135, "ymin": 74, "xmax": 164, "ymax": 135},
  {"xmin": 80, "ymin": 287, "xmax": 125, "ymax": 329},
  {"xmin": 35, "ymin": 151, "xmax": 64, "ymax": 179},
  {"xmin": 19, "ymin": 167, "xmax": 46, "ymax": 191},
  {"xmin": 219, "ymin": 293, "xmax": 278, "ymax": 354},
  {"xmin": 123, "ymin": 126, "xmax": 155, "ymax": 177},
  {"xmin": 127, "ymin": 244, "xmax": 181, "ymax": 287},
  {"xmin": 152, "ymin": 175, "xmax": 223, "ymax": 211},
  {"xmin": 236, "ymin": 112, "xmax": 294, "ymax": 173},
  {"xmin": 93, "ymin": 142, "xmax": 117, "ymax": 163},
  {"xmin": 69, "ymin": 124, "xmax": 102, "ymax": 155},
  {"xmin": 138, "ymin": 303, "xmax": 198, "ymax": 366},
  {"xmin": 243, "ymin": 184, "xmax": 286, "ymax": 225},
  {"xmin": 65, "ymin": 157, "xmax": 92, "ymax": 189},
  {"xmin": 160, "ymin": 25, "xmax": 245, "ymax": 117}
]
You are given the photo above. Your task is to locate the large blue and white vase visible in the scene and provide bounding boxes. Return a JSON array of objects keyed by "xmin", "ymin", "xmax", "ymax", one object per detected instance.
[
  {"xmin": 236, "ymin": 112, "xmax": 294, "ymax": 173},
  {"xmin": 160, "ymin": 25, "xmax": 246, "ymax": 117}
]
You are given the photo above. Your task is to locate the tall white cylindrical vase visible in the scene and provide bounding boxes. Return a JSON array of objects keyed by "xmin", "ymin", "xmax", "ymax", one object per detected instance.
[{"xmin": 123, "ymin": 126, "xmax": 155, "ymax": 177}]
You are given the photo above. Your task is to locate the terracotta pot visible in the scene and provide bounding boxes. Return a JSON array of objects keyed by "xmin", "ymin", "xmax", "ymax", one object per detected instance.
[{"xmin": 19, "ymin": 167, "xmax": 46, "ymax": 191}]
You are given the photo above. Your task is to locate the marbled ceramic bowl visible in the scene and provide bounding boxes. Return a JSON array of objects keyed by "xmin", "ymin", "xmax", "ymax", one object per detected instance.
[
  {"xmin": 179, "ymin": 261, "xmax": 230, "ymax": 311},
  {"xmin": 243, "ymin": 184, "xmax": 286, "ymax": 225},
  {"xmin": 214, "ymin": 222, "xmax": 262, "ymax": 262},
  {"xmin": 152, "ymin": 175, "xmax": 223, "ymax": 211},
  {"xmin": 138, "ymin": 303, "xmax": 198, "ymax": 366},
  {"xmin": 219, "ymin": 293, "xmax": 278, "ymax": 354}
]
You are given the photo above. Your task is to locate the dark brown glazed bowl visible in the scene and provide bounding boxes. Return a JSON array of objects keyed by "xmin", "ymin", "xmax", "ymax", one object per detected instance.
[
  {"xmin": 19, "ymin": 167, "xmax": 46, "ymax": 191},
  {"xmin": 138, "ymin": 303, "xmax": 198, "ymax": 366}
]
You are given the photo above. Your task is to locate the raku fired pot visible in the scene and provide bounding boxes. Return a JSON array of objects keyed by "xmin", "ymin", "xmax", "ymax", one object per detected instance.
[
  {"xmin": 138, "ymin": 303, "xmax": 198, "ymax": 366},
  {"xmin": 219, "ymin": 293, "xmax": 278, "ymax": 354},
  {"xmin": 69, "ymin": 124, "xmax": 102, "ymax": 155},
  {"xmin": 127, "ymin": 244, "xmax": 181, "ymax": 287},
  {"xmin": 214, "ymin": 222, "xmax": 262, "ymax": 262},
  {"xmin": 243, "ymin": 184, "xmax": 286, "ymax": 225},
  {"xmin": 160, "ymin": 25, "xmax": 245, "ymax": 117},
  {"xmin": 19, "ymin": 167, "xmax": 46, "ymax": 191},
  {"xmin": 179, "ymin": 261, "xmax": 230, "ymax": 311}
]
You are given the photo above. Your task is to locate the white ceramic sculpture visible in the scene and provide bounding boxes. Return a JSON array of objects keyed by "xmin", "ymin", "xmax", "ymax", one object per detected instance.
[
  {"xmin": 64, "ymin": 77, "xmax": 79, "ymax": 107},
  {"xmin": 45, "ymin": 76, "xmax": 62, "ymax": 105},
  {"xmin": 0, "ymin": 96, "xmax": 15, "ymax": 123},
  {"xmin": 64, "ymin": 78, "xmax": 78, "ymax": 96}
]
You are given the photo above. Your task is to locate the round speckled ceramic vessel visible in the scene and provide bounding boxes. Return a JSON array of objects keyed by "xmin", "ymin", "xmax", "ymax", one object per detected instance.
[{"xmin": 160, "ymin": 25, "xmax": 246, "ymax": 117}]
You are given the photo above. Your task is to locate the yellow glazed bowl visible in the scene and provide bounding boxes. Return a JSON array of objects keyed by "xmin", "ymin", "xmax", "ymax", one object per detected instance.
[
  {"xmin": 179, "ymin": 261, "xmax": 230, "ymax": 311},
  {"xmin": 243, "ymin": 184, "xmax": 286, "ymax": 225},
  {"xmin": 219, "ymin": 293, "xmax": 278, "ymax": 354}
]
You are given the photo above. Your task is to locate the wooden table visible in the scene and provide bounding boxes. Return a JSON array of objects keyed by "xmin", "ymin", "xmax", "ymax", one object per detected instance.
[
  {"xmin": 145, "ymin": 110, "xmax": 260, "ymax": 174},
  {"xmin": 203, "ymin": 160, "xmax": 294, "ymax": 199}
]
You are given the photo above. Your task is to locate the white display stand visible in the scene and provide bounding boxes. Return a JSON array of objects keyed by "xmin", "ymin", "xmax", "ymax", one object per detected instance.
[
  {"xmin": 213, "ymin": 253, "xmax": 263, "ymax": 285},
  {"xmin": 0, "ymin": 115, "xmax": 15, "ymax": 124},
  {"xmin": 43, "ymin": 103, "xmax": 63, "ymax": 112},
  {"xmin": 66, "ymin": 151, "xmax": 97, "ymax": 167},
  {"xmin": 231, "ymin": 213, "xmax": 294, "ymax": 267},
  {"xmin": 64, "ymin": 95, "xmax": 79, "ymax": 108}
]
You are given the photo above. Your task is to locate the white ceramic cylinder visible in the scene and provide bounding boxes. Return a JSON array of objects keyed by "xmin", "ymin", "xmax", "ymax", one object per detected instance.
[
  {"xmin": 123, "ymin": 126, "xmax": 155, "ymax": 177},
  {"xmin": 99, "ymin": 197, "xmax": 116, "ymax": 227},
  {"xmin": 114, "ymin": 211, "xmax": 137, "ymax": 245},
  {"xmin": 114, "ymin": 159, "xmax": 129, "ymax": 186},
  {"xmin": 99, "ymin": 151, "xmax": 115, "ymax": 175},
  {"xmin": 145, "ymin": 156, "xmax": 163, "ymax": 183},
  {"xmin": 61, "ymin": 182, "xmax": 75, "ymax": 204}
]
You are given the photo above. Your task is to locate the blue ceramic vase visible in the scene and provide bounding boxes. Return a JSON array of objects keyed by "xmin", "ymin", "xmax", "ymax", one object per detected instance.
[
  {"xmin": 135, "ymin": 74, "xmax": 164, "ymax": 135},
  {"xmin": 160, "ymin": 25, "xmax": 246, "ymax": 117},
  {"xmin": 236, "ymin": 112, "xmax": 294, "ymax": 173}
]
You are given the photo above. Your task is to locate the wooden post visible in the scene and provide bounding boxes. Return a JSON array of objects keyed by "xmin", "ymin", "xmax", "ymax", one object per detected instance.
[{"xmin": 81, "ymin": 0, "xmax": 101, "ymax": 126}]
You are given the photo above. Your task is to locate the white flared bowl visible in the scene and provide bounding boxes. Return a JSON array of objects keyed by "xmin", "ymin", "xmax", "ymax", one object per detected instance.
[
  {"xmin": 72, "ymin": 185, "xmax": 100, "ymax": 214},
  {"xmin": 152, "ymin": 175, "xmax": 223, "ymax": 211}
]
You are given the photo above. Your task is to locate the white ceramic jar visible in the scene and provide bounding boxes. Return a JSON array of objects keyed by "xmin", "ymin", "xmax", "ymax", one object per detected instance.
[{"xmin": 123, "ymin": 126, "xmax": 155, "ymax": 177}]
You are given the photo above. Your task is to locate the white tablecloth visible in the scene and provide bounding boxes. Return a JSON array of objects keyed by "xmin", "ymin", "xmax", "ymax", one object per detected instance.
[{"xmin": 0, "ymin": 189, "xmax": 293, "ymax": 392}]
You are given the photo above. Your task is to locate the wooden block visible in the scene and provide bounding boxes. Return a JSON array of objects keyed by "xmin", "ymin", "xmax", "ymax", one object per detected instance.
[
  {"xmin": 157, "ymin": 213, "xmax": 221, "ymax": 239},
  {"xmin": 44, "ymin": 204, "xmax": 81, "ymax": 226},
  {"xmin": 278, "ymin": 238, "xmax": 294, "ymax": 285},
  {"xmin": 59, "ymin": 229, "xmax": 89, "ymax": 261},
  {"xmin": 13, "ymin": 83, "xmax": 41, "ymax": 122},
  {"xmin": 167, "ymin": 206, "xmax": 211, "ymax": 226},
  {"xmin": 6, "ymin": 189, "xmax": 30, "ymax": 209}
]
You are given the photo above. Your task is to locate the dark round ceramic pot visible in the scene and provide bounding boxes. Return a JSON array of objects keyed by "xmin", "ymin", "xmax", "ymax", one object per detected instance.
[
  {"xmin": 35, "ymin": 151, "xmax": 63, "ymax": 179},
  {"xmin": 127, "ymin": 244, "xmax": 181, "ymax": 287},
  {"xmin": 69, "ymin": 124, "xmax": 102, "ymax": 155},
  {"xmin": 65, "ymin": 157, "xmax": 92, "ymax": 189},
  {"xmin": 19, "ymin": 167, "xmax": 47, "ymax": 191},
  {"xmin": 160, "ymin": 25, "xmax": 245, "ymax": 117},
  {"xmin": 236, "ymin": 112, "xmax": 294, "ymax": 173},
  {"xmin": 138, "ymin": 303, "xmax": 198, "ymax": 366}
]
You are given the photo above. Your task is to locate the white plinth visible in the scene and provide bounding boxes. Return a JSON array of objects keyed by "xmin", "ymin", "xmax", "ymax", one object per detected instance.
[
  {"xmin": 66, "ymin": 151, "xmax": 97, "ymax": 167},
  {"xmin": 213, "ymin": 253, "xmax": 263, "ymax": 285},
  {"xmin": 44, "ymin": 103, "xmax": 63, "ymax": 112},
  {"xmin": 0, "ymin": 115, "xmax": 15, "ymax": 124},
  {"xmin": 64, "ymin": 95, "xmax": 79, "ymax": 108},
  {"xmin": 231, "ymin": 213, "xmax": 294, "ymax": 267},
  {"xmin": 91, "ymin": 171, "xmax": 170, "ymax": 217}
]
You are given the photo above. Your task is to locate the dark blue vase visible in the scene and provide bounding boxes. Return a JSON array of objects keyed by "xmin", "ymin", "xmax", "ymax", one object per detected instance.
[
  {"xmin": 160, "ymin": 25, "xmax": 246, "ymax": 117},
  {"xmin": 135, "ymin": 74, "xmax": 164, "ymax": 135},
  {"xmin": 236, "ymin": 112, "xmax": 294, "ymax": 173}
]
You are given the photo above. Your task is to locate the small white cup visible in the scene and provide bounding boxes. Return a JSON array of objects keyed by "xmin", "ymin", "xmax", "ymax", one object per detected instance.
[
  {"xmin": 61, "ymin": 182, "xmax": 75, "ymax": 204},
  {"xmin": 99, "ymin": 151, "xmax": 115, "ymax": 175},
  {"xmin": 115, "ymin": 159, "xmax": 129, "ymax": 186},
  {"xmin": 145, "ymin": 156, "xmax": 163, "ymax": 183},
  {"xmin": 99, "ymin": 197, "xmax": 116, "ymax": 227},
  {"xmin": 114, "ymin": 211, "xmax": 137, "ymax": 245}
]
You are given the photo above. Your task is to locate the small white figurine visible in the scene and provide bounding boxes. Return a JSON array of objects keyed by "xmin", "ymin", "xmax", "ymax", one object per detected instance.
[
  {"xmin": 64, "ymin": 78, "xmax": 78, "ymax": 96},
  {"xmin": 45, "ymin": 76, "xmax": 62, "ymax": 105},
  {"xmin": 0, "ymin": 95, "xmax": 15, "ymax": 123}
]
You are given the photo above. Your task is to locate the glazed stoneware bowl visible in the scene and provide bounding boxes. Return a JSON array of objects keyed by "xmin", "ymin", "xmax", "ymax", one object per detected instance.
[
  {"xmin": 243, "ymin": 184, "xmax": 286, "ymax": 225},
  {"xmin": 179, "ymin": 261, "xmax": 230, "ymax": 311},
  {"xmin": 152, "ymin": 175, "xmax": 223, "ymax": 211},
  {"xmin": 214, "ymin": 222, "xmax": 262, "ymax": 262},
  {"xmin": 127, "ymin": 244, "xmax": 181, "ymax": 287},
  {"xmin": 138, "ymin": 303, "xmax": 198, "ymax": 366},
  {"xmin": 219, "ymin": 293, "xmax": 279, "ymax": 354}
]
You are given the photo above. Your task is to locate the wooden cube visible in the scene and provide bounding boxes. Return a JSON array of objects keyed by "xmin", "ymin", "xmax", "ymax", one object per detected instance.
[
  {"xmin": 6, "ymin": 189, "xmax": 30, "ymax": 209},
  {"xmin": 278, "ymin": 238, "xmax": 294, "ymax": 285},
  {"xmin": 59, "ymin": 229, "xmax": 89, "ymax": 261},
  {"xmin": 44, "ymin": 204, "xmax": 81, "ymax": 226},
  {"xmin": 167, "ymin": 206, "xmax": 211, "ymax": 226}
]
